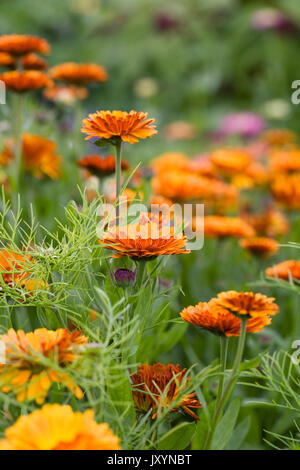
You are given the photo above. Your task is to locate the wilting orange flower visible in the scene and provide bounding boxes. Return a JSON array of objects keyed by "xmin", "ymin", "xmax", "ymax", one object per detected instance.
[
  {"xmin": 0, "ymin": 34, "xmax": 50, "ymax": 56},
  {"xmin": 210, "ymin": 291, "xmax": 279, "ymax": 319},
  {"xmin": 43, "ymin": 85, "xmax": 88, "ymax": 104},
  {"xmin": 0, "ymin": 404, "xmax": 121, "ymax": 450},
  {"xmin": 239, "ymin": 237, "xmax": 279, "ymax": 257},
  {"xmin": 131, "ymin": 363, "xmax": 201, "ymax": 419},
  {"xmin": 78, "ymin": 154, "xmax": 129, "ymax": 177},
  {"xmin": 269, "ymin": 149, "xmax": 300, "ymax": 175},
  {"xmin": 271, "ymin": 174, "xmax": 300, "ymax": 209},
  {"xmin": 180, "ymin": 301, "xmax": 271, "ymax": 337},
  {"xmin": 193, "ymin": 216, "xmax": 255, "ymax": 239},
  {"xmin": 50, "ymin": 62, "xmax": 108, "ymax": 85},
  {"xmin": 0, "ymin": 70, "xmax": 52, "ymax": 92},
  {"xmin": 265, "ymin": 260, "xmax": 300, "ymax": 281},
  {"xmin": 0, "ymin": 328, "xmax": 88, "ymax": 404},
  {"xmin": 261, "ymin": 128, "xmax": 297, "ymax": 148},
  {"xmin": 0, "ymin": 133, "xmax": 61, "ymax": 179},
  {"xmin": 99, "ymin": 222, "xmax": 190, "ymax": 260},
  {"xmin": 242, "ymin": 207, "xmax": 289, "ymax": 238},
  {"xmin": 211, "ymin": 148, "xmax": 251, "ymax": 175},
  {"xmin": 81, "ymin": 110, "xmax": 157, "ymax": 144}
]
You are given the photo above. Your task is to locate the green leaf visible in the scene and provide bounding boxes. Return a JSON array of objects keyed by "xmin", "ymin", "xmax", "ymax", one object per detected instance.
[
  {"xmin": 239, "ymin": 356, "xmax": 261, "ymax": 372},
  {"xmin": 226, "ymin": 416, "xmax": 251, "ymax": 450},
  {"xmin": 211, "ymin": 397, "xmax": 241, "ymax": 450},
  {"xmin": 157, "ymin": 422, "xmax": 196, "ymax": 450},
  {"xmin": 191, "ymin": 402, "xmax": 215, "ymax": 450}
]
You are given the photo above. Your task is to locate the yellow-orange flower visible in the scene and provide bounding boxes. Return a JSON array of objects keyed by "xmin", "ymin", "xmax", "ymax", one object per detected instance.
[
  {"xmin": 0, "ymin": 404, "xmax": 121, "ymax": 450},
  {"xmin": 211, "ymin": 148, "xmax": 252, "ymax": 175},
  {"xmin": 0, "ymin": 70, "xmax": 52, "ymax": 92},
  {"xmin": 78, "ymin": 154, "xmax": 129, "ymax": 177},
  {"xmin": 50, "ymin": 62, "xmax": 108, "ymax": 84},
  {"xmin": 0, "ymin": 52, "xmax": 15, "ymax": 67},
  {"xmin": 81, "ymin": 110, "xmax": 157, "ymax": 144},
  {"xmin": 271, "ymin": 174, "xmax": 300, "ymax": 209},
  {"xmin": 0, "ymin": 328, "xmax": 88, "ymax": 404},
  {"xmin": 0, "ymin": 133, "xmax": 61, "ymax": 179},
  {"xmin": 43, "ymin": 85, "xmax": 88, "ymax": 104},
  {"xmin": 131, "ymin": 363, "xmax": 201, "ymax": 419},
  {"xmin": 265, "ymin": 260, "xmax": 300, "ymax": 281},
  {"xmin": 0, "ymin": 249, "xmax": 31, "ymax": 286},
  {"xmin": 193, "ymin": 216, "xmax": 255, "ymax": 238},
  {"xmin": 269, "ymin": 149, "xmax": 300, "ymax": 174},
  {"xmin": 261, "ymin": 128, "xmax": 297, "ymax": 148},
  {"xmin": 151, "ymin": 152, "xmax": 190, "ymax": 174},
  {"xmin": 0, "ymin": 34, "xmax": 50, "ymax": 56},
  {"xmin": 242, "ymin": 207, "xmax": 289, "ymax": 238},
  {"xmin": 239, "ymin": 237, "xmax": 279, "ymax": 257},
  {"xmin": 0, "ymin": 52, "xmax": 47, "ymax": 70},
  {"xmin": 180, "ymin": 301, "xmax": 271, "ymax": 337},
  {"xmin": 210, "ymin": 291, "xmax": 279, "ymax": 319},
  {"xmin": 99, "ymin": 222, "xmax": 190, "ymax": 260}
]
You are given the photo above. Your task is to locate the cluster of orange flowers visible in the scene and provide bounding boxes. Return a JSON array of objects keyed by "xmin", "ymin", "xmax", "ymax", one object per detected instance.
[{"xmin": 0, "ymin": 249, "xmax": 46, "ymax": 292}]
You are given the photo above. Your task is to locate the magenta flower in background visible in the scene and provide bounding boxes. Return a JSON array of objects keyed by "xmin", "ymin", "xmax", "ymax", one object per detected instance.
[
  {"xmin": 218, "ymin": 112, "xmax": 266, "ymax": 139},
  {"xmin": 251, "ymin": 8, "xmax": 296, "ymax": 32}
]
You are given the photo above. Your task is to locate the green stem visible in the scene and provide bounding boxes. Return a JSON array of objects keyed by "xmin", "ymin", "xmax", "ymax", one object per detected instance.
[
  {"xmin": 114, "ymin": 139, "xmax": 122, "ymax": 226},
  {"xmin": 13, "ymin": 93, "xmax": 23, "ymax": 205},
  {"xmin": 215, "ymin": 336, "xmax": 228, "ymax": 406},
  {"xmin": 135, "ymin": 259, "xmax": 147, "ymax": 290},
  {"xmin": 204, "ymin": 317, "xmax": 248, "ymax": 450}
]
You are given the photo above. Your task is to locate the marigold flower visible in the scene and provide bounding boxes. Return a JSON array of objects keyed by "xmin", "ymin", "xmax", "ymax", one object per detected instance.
[
  {"xmin": 0, "ymin": 34, "xmax": 50, "ymax": 56},
  {"xmin": 50, "ymin": 62, "xmax": 108, "ymax": 84},
  {"xmin": 271, "ymin": 174, "xmax": 300, "ymax": 209},
  {"xmin": 0, "ymin": 404, "xmax": 121, "ymax": 450},
  {"xmin": 0, "ymin": 133, "xmax": 61, "ymax": 179},
  {"xmin": 78, "ymin": 154, "xmax": 129, "ymax": 177},
  {"xmin": 81, "ymin": 110, "xmax": 157, "ymax": 144},
  {"xmin": 43, "ymin": 85, "xmax": 88, "ymax": 104},
  {"xmin": 131, "ymin": 363, "xmax": 201, "ymax": 419},
  {"xmin": 211, "ymin": 148, "xmax": 252, "ymax": 175},
  {"xmin": 239, "ymin": 237, "xmax": 279, "ymax": 257},
  {"xmin": 0, "ymin": 328, "xmax": 88, "ymax": 404},
  {"xmin": 99, "ymin": 222, "xmax": 190, "ymax": 260},
  {"xmin": 0, "ymin": 70, "xmax": 52, "ymax": 92},
  {"xmin": 180, "ymin": 301, "xmax": 271, "ymax": 337},
  {"xmin": 193, "ymin": 216, "xmax": 255, "ymax": 238},
  {"xmin": 265, "ymin": 260, "xmax": 300, "ymax": 281},
  {"xmin": 210, "ymin": 291, "xmax": 279, "ymax": 319}
]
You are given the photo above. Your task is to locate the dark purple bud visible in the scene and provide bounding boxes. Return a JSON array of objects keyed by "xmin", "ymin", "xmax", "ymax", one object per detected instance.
[{"xmin": 113, "ymin": 268, "xmax": 136, "ymax": 287}]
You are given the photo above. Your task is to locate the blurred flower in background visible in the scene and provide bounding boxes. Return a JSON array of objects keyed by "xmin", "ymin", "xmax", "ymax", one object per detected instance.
[
  {"xmin": 251, "ymin": 8, "xmax": 296, "ymax": 33},
  {"xmin": 217, "ymin": 112, "xmax": 266, "ymax": 139}
]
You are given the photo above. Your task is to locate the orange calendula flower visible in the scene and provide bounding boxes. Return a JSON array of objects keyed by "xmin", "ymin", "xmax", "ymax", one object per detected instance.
[
  {"xmin": 78, "ymin": 154, "xmax": 129, "ymax": 177},
  {"xmin": 0, "ymin": 52, "xmax": 15, "ymax": 67},
  {"xmin": 81, "ymin": 110, "xmax": 157, "ymax": 144},
  {"xmin": 269, "ymin": 149, "xmax": 300, "ymax": 174},
  {"xmin": 131, "ymin": 363, "xmax": 201, "ymax": 419},
  {"xmin": 0, "ymin": 328, "xmax": 88, "ymax": 404},
  {"xmin": 242, "ymin": 207, "xmax": 289, "ymax": 238},
  {"xmin": 43, "ymin": 85, "xmax": 88, "ymax": 104},
  {"xmin": 0, "ymin": 404, "xmax": 121, "ymax": 450},
  {"xmin": 180, "ymin": 301, "xmax": 271, "ymax": 337},
  {"xmin": 0, "ymin": 34, "xmax": 50, "ymax": 56},
  {"xmin": 0, "ymin": 133, "xmax": 61, "ymax": 179},
  {"xmin": 239, "ymin": 237, "xmax": 279, "ymax": 257},
  {"xmin": 50, "ymin": 62, "xmax": 108, "ymax": 85},
  {"xmin": 193, "ymin": 216, "xmax": 255, "ymax": 238},
  {"xmin": 0, "ymin": 70, "xmax": 52, "ymax": 92},
  {"xmin": 151, "ymin": 152, "xmax": 190, "ymax": 175},
  {"xmin": 265, "ymin": 260, "xmax": 300, "ymax": 281},
  {"xmin": 261, "ymin": 128, "xmax": 297, "ymax": 148},
  {"xmin": 211, "ymin": 148, "xmax": 252, "ymax": 175},
  {"xmin": 99, "ymin": 222, "xmax": 190, "ymax": 260},
  {"xmin": 271, "ymin": 174, "xmax": 300, "ymax": 209},
  {"xmin": 210, "ymin": 291, "xmax": 279, "ymax": 319},
  {"xmin": 0, "ymin": 249, "xmax": 31, "ymax": 286}
]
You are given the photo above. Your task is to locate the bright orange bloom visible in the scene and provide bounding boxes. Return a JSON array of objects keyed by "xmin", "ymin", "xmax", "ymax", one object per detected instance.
[
  {"xmin": 211, "ymin": 148, "xmax": 252, "ymax": 175},
  {"xmin": 0, "ymin": 133, "xmax": 61, "ymax": 179},
  {"xmin": 78, "ymin": 154, "xmax": 129, "ymax": 177},
  {"xmin": 230, "ymin": 162, "xmax": 269, "ymax": 189},
  {"xmin": 43, "ymin": 85, "xmax": 88, "ymax": 104},
  {"xmin": 0, "ymin": 52, "xmax": 15, "ymax": 67},
  {"xmin": 239, "ymin": 237, "xmax": 279, "ymax": 257},
  {"xmin": 262, "ymin": 128, "xmax": 297, "ymax": 148},
  {"xmin": 180, "ymin": 301, "xmax": 271, "ymax": 337},
  {"xmin": 151, "ymin": 152, "xmax": 190, "ymax": 174},
  {"xmin": 0, "ymin": 70, "xmax": 52, "ymax": 92},
  {"xmin": 99, "ymin": 222, "xmax": 190, "ymax": 260},
  {"xmin": 0, "ymin": 249, "xmax": 31, "ymax": 286},
  {"xmin": 265, "ymin": 260, "xmax": 300, "ymax": 281},
  {"xmin": 271, "ymin": 174, "xmax": 300, "ymax": 209},
  {"xmin": 0, "ymin": 328, "xmax": 88, "ymax": 404},
  {"xmin": 81, "ymin": 110, "xmax": 157, "ymax": 144},
  {"xmin": 50, "ymin": 62, "xmax": 108, "ymax": 85},
  {"xmin": 269, "ymin": 149, "xmax": 300, "ymax": 174},
  {"xmin": 210, "ymin": 291, "xmax": 279, "ymax": 319},
  {"xmin": 131, "ymin": 363, "xmax": 201, "ymax": 419},
  {"xmin": 0, "ymin": 34, "xmax": 50, "ymax": 56},
  {"xmin": 22, "ymin": 53, "xmax": 48, "ymax": 70},
  {"xmin": 0, "ymin": 404, "xmax": 121, "ymax": 450},
  {"xmin": 242, "ymin": 207, "xmax": 289, "ymax": 238},
  {"xmin": 193, "ymin": 216, "xmax": 255, "ymax": 238}
]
